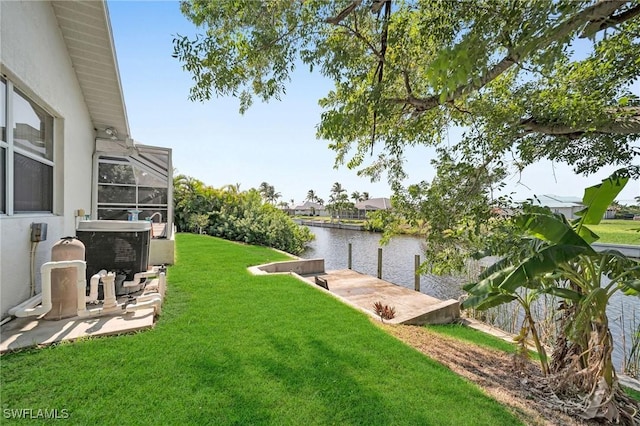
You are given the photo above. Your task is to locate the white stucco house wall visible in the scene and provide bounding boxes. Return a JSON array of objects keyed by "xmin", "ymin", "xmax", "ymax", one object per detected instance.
[{"xmin": 0, "ymin": 1, "xmax": 173, "ymax": 319}]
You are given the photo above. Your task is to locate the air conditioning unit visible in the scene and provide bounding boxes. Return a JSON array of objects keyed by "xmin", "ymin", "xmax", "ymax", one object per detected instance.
[{"xmin": 76, "ymin": 220, "xmax": 151, "ymax": 295}]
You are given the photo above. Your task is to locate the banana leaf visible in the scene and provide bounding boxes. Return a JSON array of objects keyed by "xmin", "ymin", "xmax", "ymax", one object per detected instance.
[
  {"xmin": 461, "ymin": 292, "xmax": 517, "ymax": 310},
  {"xmin": 542, "ymin": 286, "xmax": 582, "ymax": 301},
  {"xmin": 498, "ymin": 244, "xmax": 591, "ymax": 293},
  {"xmin": 516, "ymin": 212, "xmax": 593, "ymax": 251},
  {"xmin": 572, "ymin": 169, "xmax": 629, "ymax": 242},
  {"xmin": 464, "ymin": 266, "xmax": 515, "ymax": 295}
]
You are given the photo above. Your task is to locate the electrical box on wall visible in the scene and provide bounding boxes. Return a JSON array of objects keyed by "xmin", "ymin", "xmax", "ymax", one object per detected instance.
[{"xmin": 30, "ymin": 223, "xmax": 47, "ymax": 242}]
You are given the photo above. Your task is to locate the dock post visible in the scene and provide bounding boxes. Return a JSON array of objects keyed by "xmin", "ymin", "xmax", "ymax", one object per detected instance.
[
  {"xmin": 377, "ymin": 248, "xmax": 382, "ymax": 279},
  {"xmin": 414, "ymin": 255, "xmax": 420, "ymax": 292},
  {"xmin": 348, "ymin": 243, "xmax": 352, "ymax": 269}
]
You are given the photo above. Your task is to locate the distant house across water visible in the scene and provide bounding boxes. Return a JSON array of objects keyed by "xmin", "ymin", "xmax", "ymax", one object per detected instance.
[
  {"xmin": 354, "ymin": 197, "xmax": 392, "ymax": 219},
  {"xmin": 293, "ymin": 201, "xmax": 327, "ymax": 217}
]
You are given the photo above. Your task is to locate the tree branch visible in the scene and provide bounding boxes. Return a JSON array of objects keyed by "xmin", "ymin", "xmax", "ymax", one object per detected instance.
[
  {"xmin": 388, "ymin": 1, "xmax": 627, "ymax": 114},
  {"xmin": 336, "ymin": 22, "xmax": 382, "ymax": 59},
  {"xmin": 519, "ymin": 107, "xmax": 640, "ymax": 136},
  {"xmin": 579, "ymin": 2, "xmax": 640, "ymax": 38},
  {"xmin": 326, "ymin": 0, "xmax": 362, "ymax": 25}
]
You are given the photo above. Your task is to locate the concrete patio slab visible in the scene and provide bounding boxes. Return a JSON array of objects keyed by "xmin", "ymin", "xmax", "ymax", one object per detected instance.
[
  {"xmin": 0, "ymin": 308, "xmax": 155, "ymax": 353},
  {"xmin": 305, "ymin": 269, "xmax": 460, "ymax": 325}
]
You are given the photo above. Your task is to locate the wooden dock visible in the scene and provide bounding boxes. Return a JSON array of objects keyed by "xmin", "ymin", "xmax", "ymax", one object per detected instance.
[{"xmin": 305, "ymin": 269, "xmax": 460, "ymax": 325}]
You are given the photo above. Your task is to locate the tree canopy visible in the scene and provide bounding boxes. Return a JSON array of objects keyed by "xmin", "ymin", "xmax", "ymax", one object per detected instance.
[{"xmin": 174, "ymin": 0, "xmax": 639, "ymax": 189}]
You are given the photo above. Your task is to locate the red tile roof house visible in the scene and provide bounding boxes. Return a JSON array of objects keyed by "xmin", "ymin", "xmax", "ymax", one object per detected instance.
[{"xmin": 1, "ymin": 1, "xmax": 173, "ymax": 320}]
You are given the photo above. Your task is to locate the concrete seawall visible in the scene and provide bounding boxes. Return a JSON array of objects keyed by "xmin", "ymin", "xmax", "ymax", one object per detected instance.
[
  {"xmin": 592, "ymin": 242, "xmax": 640, "ymax": 258},
  {"xmin": 296, "ymin": 220, "xmax": 364, "ymax": 231}
]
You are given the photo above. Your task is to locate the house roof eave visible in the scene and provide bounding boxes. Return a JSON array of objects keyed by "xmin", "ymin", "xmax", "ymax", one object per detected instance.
[{"xmin": 51, "ymin": 0, "xmax": 131, "ymax": 144}]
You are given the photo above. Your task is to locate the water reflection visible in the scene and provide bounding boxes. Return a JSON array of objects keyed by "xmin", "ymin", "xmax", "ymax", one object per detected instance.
[{"xmin": 302, "ymin": 226, "xmax": 467, "ymax": 300}]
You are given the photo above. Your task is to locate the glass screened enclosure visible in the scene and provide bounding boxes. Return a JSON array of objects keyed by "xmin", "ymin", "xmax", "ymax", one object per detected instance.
[{"xmin": 94, "ymin": 143, "xmax": 172, "ymax": 236}]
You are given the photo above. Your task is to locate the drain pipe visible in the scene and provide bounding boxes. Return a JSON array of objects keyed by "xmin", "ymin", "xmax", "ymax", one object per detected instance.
[
  {"xmin": 124, "ymin": 271, "xmax": 165, "ymax": 315},
  {"xmin": 77, "ymin": 272, "xmax": 120, "ymax": 317},
  {"xmin": 8, "ymin": 294, "xmax": 43, "ymax": 317},
  {"xmin": 10, "ymin": 260, "xmax": 86, "ymax": 318},
  {"xmin": 122, "ymin": 270, "xmax": 159, "ymax": 290},
  {"xmin": 124, "ymin": 293, "xmax": 162, "ymax": 315},
  {"xmin": 87, "ymin": 270, "xmax": 107, "ymax": 303}
]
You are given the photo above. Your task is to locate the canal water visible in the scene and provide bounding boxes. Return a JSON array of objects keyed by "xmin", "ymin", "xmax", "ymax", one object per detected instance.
[{"xmin": 302, "ymin": 226, "xmax": 639, "ymax": 372}]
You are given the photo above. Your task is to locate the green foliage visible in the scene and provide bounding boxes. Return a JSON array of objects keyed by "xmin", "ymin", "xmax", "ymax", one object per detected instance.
[
  {"xmin": 174, "ymin": 174, "xmax": 313, "ymax": 254},
  {"xmin": 462, "ymin": 170, "xmax": 640, "ymax": 422},
  {"xmin": 363, "ymin": 209, "xmax": 394, "ymax": 233},
  {"xmin": 174, "ymin": 0, "xmax": 639, "ymax": 190}
]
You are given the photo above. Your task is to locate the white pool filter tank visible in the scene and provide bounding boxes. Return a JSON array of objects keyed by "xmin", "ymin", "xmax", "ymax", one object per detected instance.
[{"xmin": 44, "ymin": 237, "xmax": 85, "ymax": 320}]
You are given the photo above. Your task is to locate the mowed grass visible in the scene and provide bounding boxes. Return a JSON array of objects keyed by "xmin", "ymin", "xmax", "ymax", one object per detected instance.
[
  {"xmin": 425, "ymin": 324, "xmax": 540, "ymax": 361},
  {"xmin": 426, "ymin": 324, "xmax": 521, "ymax": 354},
  {"xmin": 589, "ymin": 220, "xmax": 640, "ymax": 245},
  {"xmin": 1, "ymin": 234, "xmax": 521, "ymax": 425}
]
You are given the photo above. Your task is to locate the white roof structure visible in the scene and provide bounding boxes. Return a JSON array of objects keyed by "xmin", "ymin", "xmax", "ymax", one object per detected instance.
[{"xmin": 530, "ymin": 194, "xmax": 584, "ymax": 209}]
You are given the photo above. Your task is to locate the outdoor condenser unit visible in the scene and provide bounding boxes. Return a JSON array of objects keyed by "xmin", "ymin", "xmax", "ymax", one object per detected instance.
[{"xmin": 76, "ymin": 220, "xmax": 151, "ymax": 295}]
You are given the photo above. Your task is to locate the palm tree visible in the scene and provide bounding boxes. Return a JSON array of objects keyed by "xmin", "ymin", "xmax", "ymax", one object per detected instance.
[
  {"xmin": 362, "ymin": 192, "xmax": 370, "ymax": 200},
  {"xmin": 306, "ymin": 190, "xmax": 318, "ymax": 203},
  {"xmin": 330, "ymin": 182, "xmax": 346, "ymax": 197},
  {"xmin": 222, "ymin": 183, "xmax": 241, "ymax": 194},
  {"xmin": 351, "ymin": 191, "xmax": 362, "ymax": 203},
  {"xmin": 328, "ymin": 183, "xmax": 352, "ymax": 220},
  {"xmin": 259, "ymin": 182, "xmax": 270, "ymax": 201},
  {"xmin": 266, "ymin": 187, "xmax": 281, "ymax": 204},
  {"xmin": 258, "ymin": 182, "xmax": 281, "ymax": 204}
]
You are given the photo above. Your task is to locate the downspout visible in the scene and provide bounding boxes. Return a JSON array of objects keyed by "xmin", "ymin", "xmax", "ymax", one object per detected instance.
[{"xmin": 91, "ymin": 149, "xmax": 100, "ymax": 220}]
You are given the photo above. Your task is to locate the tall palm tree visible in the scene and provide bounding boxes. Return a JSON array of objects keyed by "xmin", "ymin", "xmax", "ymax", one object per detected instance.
[
  {"xmin": 330, "ymin": 182, "xmax": 345, "ymax": 197},
  {"xmin": 362, "ymin": 192, "xmax": 370, "ymax": 200},
  {"xmin": 222, "ymin": 183, "xmax": 241, "ymax": 194},
  {"xmin": 351, "ymin": 191, "xmax": 362, "ymax": 202},
  {"xmin": 266, "ymin": 186, "xmax": 281, "ymax": 204},
  {"xmin": 306, "ymin": 190, "xmax": 318, "ymax": 203},
  {"xmin": 259, "ymin": 182, "xmax": 271, "ymax": 201}
]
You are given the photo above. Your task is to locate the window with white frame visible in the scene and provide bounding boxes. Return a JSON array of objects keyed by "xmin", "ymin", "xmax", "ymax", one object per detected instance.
[
  {"xmin": 97, "ymin": 154, "xmax": 169, "ymax": 224},
  {"xmin": 0, "ymin": 77, "xmax": 55, "ymax": 214}
]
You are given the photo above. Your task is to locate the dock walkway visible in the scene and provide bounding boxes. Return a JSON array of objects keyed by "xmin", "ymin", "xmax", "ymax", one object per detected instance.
[{"xmin": 305, "ymin": 269, "xmax": 459, "ymax": 325}]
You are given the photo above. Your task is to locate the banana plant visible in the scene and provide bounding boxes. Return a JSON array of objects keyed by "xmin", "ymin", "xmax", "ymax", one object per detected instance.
[{"xmin": 462, "ymin": 169, "xmax": 640, "ymax": 422}]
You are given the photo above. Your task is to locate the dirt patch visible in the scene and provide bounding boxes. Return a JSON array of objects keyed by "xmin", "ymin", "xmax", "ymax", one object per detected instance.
[{"xmin": 377, "ymin": 322, "xmax": 598, "ymax": 426}]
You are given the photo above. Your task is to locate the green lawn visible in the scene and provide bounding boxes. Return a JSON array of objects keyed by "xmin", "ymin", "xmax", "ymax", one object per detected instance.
[
  {"xmin": 589, "ymin": 220, "xmax": 640, "ymax": 245},
  {"xmin": 1, "ymin": 234, "xmax": 521, "ymax": 425},
  {"xmin": 426, "ymin": 324, "xmax": 520, "ymax": 354}
]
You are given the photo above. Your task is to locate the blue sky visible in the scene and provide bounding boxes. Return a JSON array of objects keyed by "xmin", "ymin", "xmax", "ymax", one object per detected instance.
[{"xmin": 107, "ymin": 1, "xmax": 638, "ymax": 205}]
